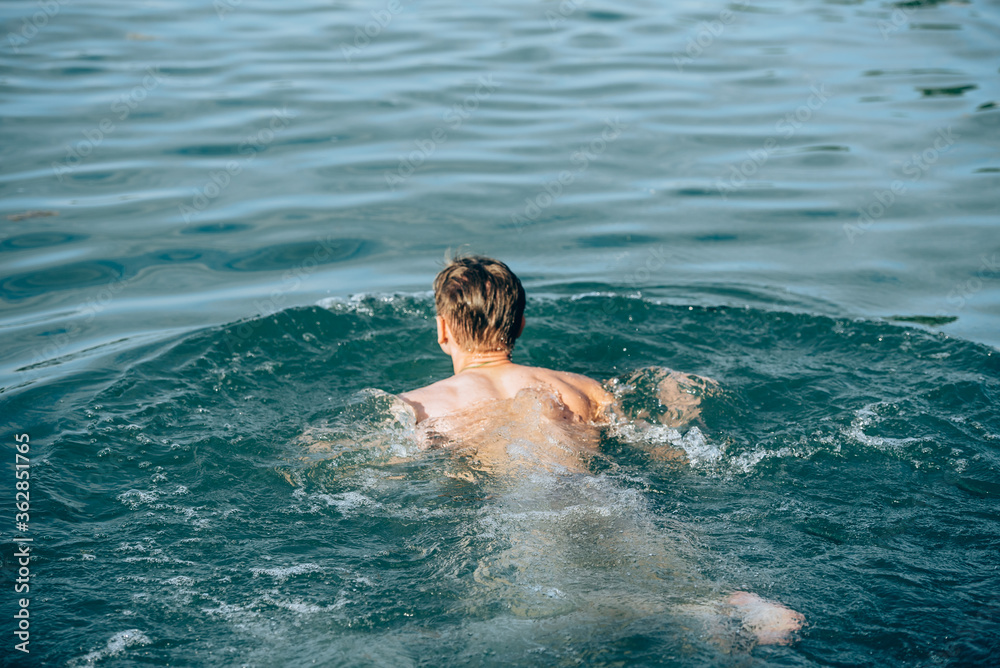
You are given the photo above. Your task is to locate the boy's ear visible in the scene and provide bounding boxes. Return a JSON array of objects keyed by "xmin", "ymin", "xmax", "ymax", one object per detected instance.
[
  {"xmin": 517, "ymin": 316, "xmax": 526, "ymax": 338},
  {"xmin": 436, "ymin": 315, "xmax": 448, "ymax": 344}
]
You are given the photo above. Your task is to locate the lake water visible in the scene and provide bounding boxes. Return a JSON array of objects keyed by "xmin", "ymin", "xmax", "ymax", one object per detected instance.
[{"xmin": 1, "ymin": 0, "xmax": 999, "ymax": 665}]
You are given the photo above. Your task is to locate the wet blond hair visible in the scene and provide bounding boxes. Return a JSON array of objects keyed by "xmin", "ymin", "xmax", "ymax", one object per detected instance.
[{"xmin": 433, "ymin": 255, "xmax": 526, "ymax": 352}]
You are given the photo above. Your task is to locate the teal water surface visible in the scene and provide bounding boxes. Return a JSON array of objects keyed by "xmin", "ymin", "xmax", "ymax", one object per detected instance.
[
  {"xmin": 1, "ymin": 0, "xmax": 1000, "ymax": 665},
  {"xmin": 4, "ymin": 295, "xmax": 999, "ymax": 665}
]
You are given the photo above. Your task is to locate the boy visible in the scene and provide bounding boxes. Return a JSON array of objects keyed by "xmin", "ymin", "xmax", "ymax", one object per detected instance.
[
  {"xmin": 398, "ymin": 255, "xmax": 805, "ymax": 646},
  {"xmin": 399, "ymin": 255, "xmax": 611, "ymax": 425}
]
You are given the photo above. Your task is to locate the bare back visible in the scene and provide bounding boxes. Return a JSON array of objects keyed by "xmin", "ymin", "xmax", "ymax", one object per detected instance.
[{"xmin": 399, "ymin": 363, "xmax": 611, "ymax": 425}]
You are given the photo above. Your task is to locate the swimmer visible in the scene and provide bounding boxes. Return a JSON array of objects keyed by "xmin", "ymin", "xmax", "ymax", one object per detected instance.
[
  {"xmin": 399, "ymin": 255, "xmax": 611, "ymax": 426},
  {"xmin": 398, "ymin": 254, "xmax": 804, "ymax": 647},
  {"xmin": 399, "ymin": 255, "xmax": 715, "ymax": 434}
]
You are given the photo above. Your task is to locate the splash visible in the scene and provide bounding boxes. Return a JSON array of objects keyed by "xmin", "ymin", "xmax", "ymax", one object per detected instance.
[{"xmin": 68, "ymin": 630, "xmax": 152, "ymax": 667}]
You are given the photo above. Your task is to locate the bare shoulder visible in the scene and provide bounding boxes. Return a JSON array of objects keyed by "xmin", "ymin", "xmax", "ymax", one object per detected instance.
[
  {"xmin": 534, "ymin": 368, "xmax": 613, "ymax": 420},
  {"xmin": 399, "ymin": 373, "xmax": 489, "ymax": 423},
  {"xmin": 552, "ymin": 369, "xmax": 609, "ymax": 396},
  {"xmin": 398, "ymin": 377, "xmax": 462, "ymax": 423},
  {"xmin": 400, "ymin": 365, "xmax": 612, "ymax": 424}
]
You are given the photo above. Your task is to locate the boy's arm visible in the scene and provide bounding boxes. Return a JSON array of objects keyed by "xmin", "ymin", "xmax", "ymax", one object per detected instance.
[
  {"xmin": 602, "ymin": 367, "xmax": 719, "ymax": 463},
  {"xmin": 652, "ymin": 369, "xmax": 718, "ymax": 428},
  {"xmin": 563, "ymin": 372, "xmax": 615, "ymax": 423},
  {"xmin": 294, "ymin": 390, "xmax": 424, "ymax": 462},
  {"xmin": 612, "ymin": 367, "xmax": 718, "ymax": 428}
]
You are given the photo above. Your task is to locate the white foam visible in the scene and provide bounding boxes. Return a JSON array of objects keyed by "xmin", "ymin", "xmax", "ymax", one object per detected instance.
[
  {"xmin": 845, "ymin": 402, "xmax": 924, "ymax": 453},
  {"xmin": 275, "ymin": 600, "xmax": 325, "ymax": 614},
  {"xmin": 68, "ymin": 629, "xmax": 151, "ymax": 667},
  {"xmin": 292, "ymin": 490, "xmax": 384, "ymax": 516},
  {"xmin": 123, "ymin": 553, "xmax": 197, "ymax": 566},
  {"xmin": 250, "ymin": 563, "xmax": 324, "ymax": 582},
  {"xmin": 729, "ymin": 446, "xmax": 797, "ymax": 474},
  {"xmin": 117, "ymin": 489, "xmax": 159, "ymax": 509},
  {"xmin": 261, "ymin": 594, "xmax": 327, "ymax": 614},
  {"xmin": 317, "ymin": 291, "xmax": 433, "ymax": 313},
  {"xmin": 569, "ymin": 291, "xmax": 620, "ymax": 300},
  {"xmin": 324, "ymin": 491, "xmax": 379, "ymax": 512},
  {"xmin": 612, "ymin": 421, "xmax": 725, "ymax": 470},
  {"xmin": 676, "ymin": 426, "xmax": 724, "ymax": 466}
]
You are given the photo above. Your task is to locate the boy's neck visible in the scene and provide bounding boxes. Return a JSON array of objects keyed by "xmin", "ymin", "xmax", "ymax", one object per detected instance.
[{"xmin": 452, "ymin": 349, "xmax": 512, "ymax": 375}]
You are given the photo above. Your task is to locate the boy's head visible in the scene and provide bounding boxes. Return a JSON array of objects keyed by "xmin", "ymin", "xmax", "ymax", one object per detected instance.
[{"xmin": 433, "ymin": 255, "xmax": 526, "ymax": 353}]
